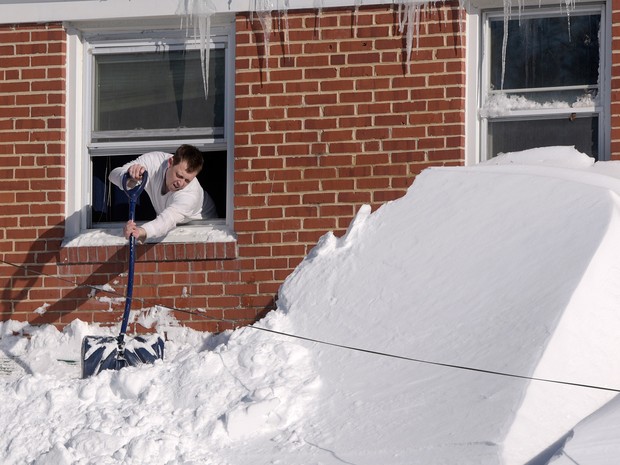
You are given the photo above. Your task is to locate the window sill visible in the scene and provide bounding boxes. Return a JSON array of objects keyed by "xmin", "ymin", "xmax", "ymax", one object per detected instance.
[
  {"xmin": 469, "ymin": 0, "xmax": 569, "ymax": 9},
  {"xmin": 60, "ymin": 224, "xmax": 237, "ymax": 264}
]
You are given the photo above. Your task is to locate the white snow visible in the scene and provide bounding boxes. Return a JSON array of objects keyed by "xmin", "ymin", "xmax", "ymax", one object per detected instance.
[
  {"xmin": 3, "ymin": 145, "xmax": 620, "ymax": 464},
  {"xmin": 34, "ymin": 303, "xmax": 50, "ymax": 315},
  {"xmin": 62, "ymin": 223, "xmax": 236, "ymax": 247},
  {"xmin": 480, "ymin": 93, "xmax": 597, "ymax": 118},
  {"xmin": 480, "ymin": 93, "xmax": 572, "ymax": 118}
]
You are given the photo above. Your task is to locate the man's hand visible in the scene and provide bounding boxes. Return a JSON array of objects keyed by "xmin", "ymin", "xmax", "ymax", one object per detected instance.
[
  {"xmin": 124, "ymin": 220, "xmax": 146, "ymax": 243},
  {"xmin": 126, "ymin": 164, "xmax": 146, "ymax": 187}
]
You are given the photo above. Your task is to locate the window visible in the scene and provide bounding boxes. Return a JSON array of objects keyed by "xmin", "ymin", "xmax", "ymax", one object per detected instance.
[
  {"xmin": 65, "ymin": 19, "xmax": 235, "ymax": 240},
  {"xmin": 479, "ymin": 5, "xmax": 607, "ymax": 161}
]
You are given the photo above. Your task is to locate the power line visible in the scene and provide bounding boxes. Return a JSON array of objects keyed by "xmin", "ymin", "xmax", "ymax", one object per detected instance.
[
  {"xmin": 249, "ymin": 326, "xmax": 620, "ymax": 394},
  {"xmin": 2, "ymin": 257, "xmax": 620, "ymax": 394}
]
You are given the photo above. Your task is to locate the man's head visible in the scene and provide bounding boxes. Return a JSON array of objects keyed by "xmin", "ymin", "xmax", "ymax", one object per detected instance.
[
  {"xmin": 164, "ymin": 144, "xmax": 204, "ymax": 193},
  {"xmin": 173, "ymin": 144, "xmax": 204, "ymax": 173}
]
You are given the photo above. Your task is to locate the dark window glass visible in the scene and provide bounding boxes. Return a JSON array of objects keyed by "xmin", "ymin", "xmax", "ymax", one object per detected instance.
[
  {"xmin": 488, "ymin": 116, "xmax": 599, "ymax": 160},
  {"xmin": 91, "ymin": 151, "xmax": 228, "ymax": 224},
  {"xmin": 93, "ymin": 49, "xmax": 225, "ymax": 141},
  {"xmin": 490, "ymin": 14, "xmax": 600, "ymax": 90}
]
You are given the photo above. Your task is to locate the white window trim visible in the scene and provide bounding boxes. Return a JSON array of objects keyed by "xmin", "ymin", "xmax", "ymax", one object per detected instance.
[
  {"xmin": 2, "ymin": 0, "xmax": 391, "ymax": 24},
  {"xmin": 466, "ymin": 1, "xmax": 611, "ymax": 164},
  {"xmin": 465, "ymin": 7, "xmax": 482, "ymax": 166},
  {"xmin": 64, "ymin": 16, "xmax": 236, "ymax": 244}
]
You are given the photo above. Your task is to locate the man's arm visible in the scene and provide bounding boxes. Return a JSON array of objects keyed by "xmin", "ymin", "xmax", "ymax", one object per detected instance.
[
  {"xmin": 141, "ymin": 187, "xmax": 204, "ymax": 241},
  {"xmin": 110, "ymin": 164, "xmax": 149, "ymax": 241},
  {"xmin": 109, "ymin": 152, "xmax": 163, "ymax": 241},
  {"xmin": 108, "ymin": 152, "xmax": 202, "ymax": 241}
]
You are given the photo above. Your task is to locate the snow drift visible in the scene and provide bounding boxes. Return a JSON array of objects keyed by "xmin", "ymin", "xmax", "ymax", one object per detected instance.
[
  {"xmin": 2, "ymin": 146, "xmax": 620, "ymax": 464},
  {"xmin": 277, "ymin": 146, "xmax": 620, "ymax": 464}
]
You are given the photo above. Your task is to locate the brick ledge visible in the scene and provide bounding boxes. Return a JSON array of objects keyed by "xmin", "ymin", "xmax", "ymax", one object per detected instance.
[
  {"xmin": 59, "ymin": 240, "xmax": 238, "ymax": 264},
  {"xmin": 60, "ymin": 225, "xmax": 238, "ymax": 264}
]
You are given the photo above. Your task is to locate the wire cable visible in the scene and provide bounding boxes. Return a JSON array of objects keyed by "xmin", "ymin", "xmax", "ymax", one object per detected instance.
[
  {"xmin": 2, "ymin": 257, "xmax": 620, "ymax": 393},
  {"xmin": 248, "ymin": 325, "xmax": 620, "ymax": 394}
]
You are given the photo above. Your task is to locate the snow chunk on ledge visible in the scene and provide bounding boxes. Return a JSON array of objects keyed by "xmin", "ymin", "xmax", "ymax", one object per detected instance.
[{"xmin": 62, "ymin": 223, "xmax": 236, "ymax": 247}]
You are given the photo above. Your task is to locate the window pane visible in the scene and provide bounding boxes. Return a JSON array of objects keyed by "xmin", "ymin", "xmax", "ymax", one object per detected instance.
[
  {"xmin": 91, "ymin": 154, "xmax": 156, "ymax": 223},
  {"xmin": 490, "ymin": 14, "xmax": 600, "ymax": 90},
  {"xmin": 94, "ymin": 49, "xmax": 225, "ymax": 140},
  {"xmin": 91, "ymin": 151, "xmax": 228, "ymax": 225},
  {"xmin": 487, "ymin": 116, "xmax": 599, "ymax": 160}
]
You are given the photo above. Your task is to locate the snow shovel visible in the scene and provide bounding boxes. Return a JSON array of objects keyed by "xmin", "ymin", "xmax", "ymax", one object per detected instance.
[{"xmin": 81, "ymin": 171, "xmax": 164, "ymax": 378}]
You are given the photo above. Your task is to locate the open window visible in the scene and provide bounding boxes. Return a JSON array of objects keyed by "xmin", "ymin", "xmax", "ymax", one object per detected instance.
[
  {"xmin": 479, "ymin": 4, "xmax": 608, "ymax": 161},
  {"xmin": 65, "ymin": 19, "xmax": 235, "ymax": 240}
]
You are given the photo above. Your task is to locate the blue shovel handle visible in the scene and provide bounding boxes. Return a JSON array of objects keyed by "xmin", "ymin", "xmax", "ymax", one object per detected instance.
[
  {"xmin": 118, "ymin": 171, "xmax": 148, "ymax": 341},
  {"xmin": 122, "ymin": 171, "xmax": 149, "ymax": 221}
]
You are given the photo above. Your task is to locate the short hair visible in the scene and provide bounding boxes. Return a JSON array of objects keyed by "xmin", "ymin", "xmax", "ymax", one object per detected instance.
[{"xmin": 173, "ymin": 144, "xmax": 204, "ymax": 174}]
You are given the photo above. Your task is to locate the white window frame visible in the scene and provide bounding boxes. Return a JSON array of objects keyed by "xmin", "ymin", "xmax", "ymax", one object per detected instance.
[
  {"xmin": 468, "ymin": 2, "xmax": 610, "ymax": 163},
  {"xmin": 64, "ymin": 16, "xmax": 236, "ymax": 243}
]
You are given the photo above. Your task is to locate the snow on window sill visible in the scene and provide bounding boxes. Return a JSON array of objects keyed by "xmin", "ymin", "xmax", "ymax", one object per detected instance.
[
  {"xmin": 480, "ymin": 93, "xmax": 598, "ymax": 119},
  {"xmin": 60, "ymin": 224, "xmax": 238, "ymax": 264},
  {"xmin": 468, "ymin": 0, "xmax": 564, "ymax": 10}
]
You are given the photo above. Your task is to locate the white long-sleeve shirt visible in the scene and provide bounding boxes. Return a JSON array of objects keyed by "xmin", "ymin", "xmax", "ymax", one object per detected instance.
[{"xmin": 109, "ymin": 151, "xmax": 217, "ymax": 240}]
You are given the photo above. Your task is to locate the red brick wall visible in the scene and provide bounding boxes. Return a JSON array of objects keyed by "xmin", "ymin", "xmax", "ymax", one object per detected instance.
[
  {"xmin": 234, "ymin": 3, "xmax": 465, "ymax": 278},
  {"xmin": 611, "ymin": 0, "xmax": 620, "ymax": 158},
  {"xmin": 0, "ymin": 4, "xmax": 466, "ymax": 333},
  {"xmin": 0, "ymin": 24, "xmax": 67, "ymax": 324}
]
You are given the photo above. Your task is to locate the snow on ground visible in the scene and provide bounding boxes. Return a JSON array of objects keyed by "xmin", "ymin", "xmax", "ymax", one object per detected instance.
[{"xmin": 2, "ymin": 145, "xmax": 620, "ymax": 464}]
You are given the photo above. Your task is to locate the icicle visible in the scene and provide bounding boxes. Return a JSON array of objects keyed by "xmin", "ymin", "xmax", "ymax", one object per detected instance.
[
  {"xmin": 353, "ymin": 0, "xmax": 362, "ymax": 37},
  {"xmin": 456, "ymin": 0, "xmax": 468, "ymax": 38},
  {"xmin": 397, "ymin": 0, "xmax": 423, "ymax": 74},
  {"xmin": 256, "ymin": 0, "xmax": 275, "ymax": 71},
  {"xmin": 278, "ymin": 0, "xmax": 291, "ymax": 57},
  {"xmin": 313, "ymin": 0, "xmax": 324, "ymax": 39},
  {"xmin": 176, "ymin": 0, "xmax": 216, "ymax": 98},
  {"xmin": 500, "ymin": 0, "xmax": 511, "ymax": 90},
  {"xmin": 563, "ymin": 0, "xmax": 575, "ymax": 41}
]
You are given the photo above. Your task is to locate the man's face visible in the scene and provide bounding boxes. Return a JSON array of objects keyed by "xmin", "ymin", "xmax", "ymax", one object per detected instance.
[{"xmin": 165, "ymin": 158, "xmax": 197, "ymax": 193}]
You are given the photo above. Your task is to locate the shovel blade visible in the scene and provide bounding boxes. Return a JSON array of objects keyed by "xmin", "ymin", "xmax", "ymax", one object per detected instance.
[{"xmin": 81, "ymin": 334, "xmax": 164, "ymax": 378}]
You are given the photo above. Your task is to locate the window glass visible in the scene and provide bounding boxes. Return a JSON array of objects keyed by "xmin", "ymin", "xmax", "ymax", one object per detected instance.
[
  {"xmin": 481, "ymin": 7, "xmax": 605, "ymax": 161},
  {"xmin": 490, "ymin": 14, "xmax": 600, "ymax": 91},
  {"xmin": 92, "ymin": 154, "xmax": 155, "ymax": 224},
  {"xmin": 92, "ymin": 150, "xmax": 228, "ymax": 224},
  {"xmin": 488, "ymin": 116, "xmax": 599, "ymax": 160},
  {"xmin": 93, "ymin": 49, "xmax": 225, "ymax": 142}
]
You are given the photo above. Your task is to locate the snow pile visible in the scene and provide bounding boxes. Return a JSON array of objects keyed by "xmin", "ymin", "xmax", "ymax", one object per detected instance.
[
  {"xmin": 277, "ymin": 146, "xmax": 620, "ymax": 464},
  {"xmin": 0, "ymin": 314, "xmax": 318, "ymax": 465},
  {"xmin": 3, "ymin": 145, "xmax": 620, "ymax": 464},
  {"xmin": 481, "ymin": 145, "xmax": 595, "ymax": 168},
  {"xmin": 552, "ymin": 394, "xmax": 620, "ymax": 464}
]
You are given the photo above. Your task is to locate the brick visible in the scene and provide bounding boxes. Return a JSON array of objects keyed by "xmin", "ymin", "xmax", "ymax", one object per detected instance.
[
  {"xmin": 328, "ymin": 142, "xmax": 363, "ymax": 154},
  {"xmin": 321, "ymin": 129, "xmax": 354, "ymax": 142}
]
